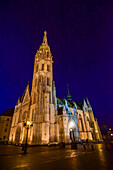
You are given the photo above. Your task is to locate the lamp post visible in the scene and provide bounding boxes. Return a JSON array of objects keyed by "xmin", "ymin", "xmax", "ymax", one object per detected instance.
[{"xmin": 23, "ymin": 121, "xmax": 32, "ymax": 154}]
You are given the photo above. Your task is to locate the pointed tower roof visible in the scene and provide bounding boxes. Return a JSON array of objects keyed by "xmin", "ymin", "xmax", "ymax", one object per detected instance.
[
  {"xmin": 86, "ymin": 97, "xmax": 91, "ymax": 107},
  {"xmin": 16, "ymin": 96, "xmax": 21, "ymax": 105},
  {"xmin": 21, "ymin": 81, "xmax": 31, "ymax": 102},
  {"xmin": 67, "ymin": 84, "xmax": 72, "ymax": 101},
  {"xmin": 83, "ymin": 98, "xmax": 87, "ymax": 107},
  {"xmin": 42, "ymin": 31, "xmax": 48, "ymax": 45}
]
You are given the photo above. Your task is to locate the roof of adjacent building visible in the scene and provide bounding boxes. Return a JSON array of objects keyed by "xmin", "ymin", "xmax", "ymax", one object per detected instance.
[{"xmin": 0, "ymin": 108, "xmax": 14, "ymax": 117}]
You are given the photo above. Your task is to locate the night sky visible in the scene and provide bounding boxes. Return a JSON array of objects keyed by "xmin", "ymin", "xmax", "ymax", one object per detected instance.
[{"xmin": 0, "ymin": 0, "xmax": 113, "ymax": 128}]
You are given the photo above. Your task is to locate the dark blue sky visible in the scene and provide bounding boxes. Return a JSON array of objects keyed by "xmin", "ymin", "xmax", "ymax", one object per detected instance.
[{"xmin": 0, "ymin": 0, "xmax": 113, "ymax": 128}]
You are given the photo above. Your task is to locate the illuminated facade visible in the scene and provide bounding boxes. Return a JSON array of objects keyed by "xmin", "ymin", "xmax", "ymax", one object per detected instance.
[{"xmin": 9, "ymin": 31, "xmax": 102, "ymax": 145}]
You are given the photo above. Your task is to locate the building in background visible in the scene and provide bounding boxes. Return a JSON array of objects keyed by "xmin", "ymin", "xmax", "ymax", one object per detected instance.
[
  {"xmin": 9, "ymin": 31, "xmax": 102, "ymax": 145},
  {"xmin": 0, "ymin": 108, "xmax": 14, "ymax": 142},
  {"xmin": 101, "ymin": 125, "xmax": 113, "ymax": 141}
]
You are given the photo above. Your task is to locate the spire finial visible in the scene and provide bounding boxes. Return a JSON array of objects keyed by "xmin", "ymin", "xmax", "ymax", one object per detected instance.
[
  {"xmin": 42, "ymin": 31, "xmax": 48, "ymax": 45},
  {"xmin": 67, "ymin": 84, "xmax": 72, "ymax": 101}
]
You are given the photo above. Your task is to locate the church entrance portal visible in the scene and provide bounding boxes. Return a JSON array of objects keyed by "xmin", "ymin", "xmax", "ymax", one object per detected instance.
[{"xmin": 69, "ymin": 120, "xmax": 76, "ymax": 142}]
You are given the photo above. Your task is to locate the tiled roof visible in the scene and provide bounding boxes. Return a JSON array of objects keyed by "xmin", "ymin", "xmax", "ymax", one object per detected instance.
[{"xmin": 76, "ymin": 101, "xmax": 83, "ymax": 110}]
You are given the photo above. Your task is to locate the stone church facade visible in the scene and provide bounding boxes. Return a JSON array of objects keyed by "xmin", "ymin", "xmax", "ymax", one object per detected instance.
[{"xmin": 9, "ymin": 31, "xmax": 102, "ymax": 145}]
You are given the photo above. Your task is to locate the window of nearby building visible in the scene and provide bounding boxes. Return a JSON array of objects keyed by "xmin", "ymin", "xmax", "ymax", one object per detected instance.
[
  {"xmin": 3, "ymin": 136, "xmax": 6, "ymax": 140},
  {"xmin": 47, "ymin": 77, "xmax": 50, "ymax": 86},
  {"xmin": 5, "ymin": 129, "xmax": 7, "ymax": 132},
  {"xmin": 7, "ymin": 118, "xmax": 9, "ymax": 121},
  {"xmin": 6, "ymin": 123, "xmax": 8, "ymax": 126},
  {"xmin": 36, "ymin": 65, "xmax": 38, "ymax": 72},
  {"xmin": 42, "ymin": 64, "xmax": 44, "ymax": 70},
  {"xmin": 47, "ymin": 65, "xmax": 50, "ymax": 71}
]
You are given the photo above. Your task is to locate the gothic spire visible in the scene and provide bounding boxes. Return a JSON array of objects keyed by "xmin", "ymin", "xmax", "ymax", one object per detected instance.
[
  {"xmin": 67, "ymin": 84, "xmax": 72, "ymax": 101},
  {"xmin": 86, "ymin": 97, "xmax": 91, "ymax": 107},
  {"xmin": 42, "ymin": 31, "xmax": 48, "ymax": 45}
]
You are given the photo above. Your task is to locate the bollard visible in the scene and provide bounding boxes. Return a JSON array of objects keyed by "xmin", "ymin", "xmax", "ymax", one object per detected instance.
[
  {"xmin": 71, "ymin": 142, "xmax": 78, "ymax": 149},
  {"xmin": 60, "ymin": 142, "xmax": 65, "ymax": 149},
  {"xmin": 83, "ymin": 144, "xmax": 86, "ymax": 150},
  {"xmin": 91, "ymin": 144, "xmax": 94, "ymax": 151},
  {"xmin": 22, "ymin": 144, "xmax": 27, "ymax": 154}
]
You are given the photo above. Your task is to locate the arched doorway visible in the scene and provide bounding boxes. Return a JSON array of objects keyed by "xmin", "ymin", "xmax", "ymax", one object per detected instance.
[
  {"xmin": 15, "ymin": 127, "xmax": 21, "ymax": 144},
  {"xmin": 68, "ymin": 119, "xmax": 76, "ymax": 142}
]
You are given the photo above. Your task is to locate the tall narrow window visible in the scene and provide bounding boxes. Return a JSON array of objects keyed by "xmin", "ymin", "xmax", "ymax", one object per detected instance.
[
  {"xmin": 47, "ymin": 77, "xmax": 50, "ymax": 86},
  {"xmin": 80, "ymin": 118, "xmax": 84, "ymax": 132},
  {"xmin": 31, "ymin": 109, "xmax": 34, "ymax": 121},
  {"xmin": 47, "ymin": 51, "xmax": 49, "ymax": 58},
  {"xmin": 36, "ymin": 65, "xmax": 38, "ymax": 72},
  {"xmin": 47, "ymin": 65, "xmax": 50, "ymax": 71},
  {"xmin": 42, "ymin": 64, "xmax": 44, "ymax": 70},
  {"xmin": 34, "ymin": 93, "xmax": 36, "ymax": 103},
  {"xmin": 35, "ymin": 78, "xmax": 37, "ymax": 87},
  {"xmin": 49, "ymin": 91, "xmax": 51, "ymax": 103}
]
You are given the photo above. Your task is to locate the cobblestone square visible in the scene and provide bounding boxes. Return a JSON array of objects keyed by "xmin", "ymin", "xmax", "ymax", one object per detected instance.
[{"xmin": 0, "ymin": 144, "xmax": 112, "ymax": 170}]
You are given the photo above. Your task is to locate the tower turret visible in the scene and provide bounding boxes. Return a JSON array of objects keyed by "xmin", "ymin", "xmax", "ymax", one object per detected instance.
[{"xmin": 30, "ymin": 31, "xmax": 57, "ymax": 144}]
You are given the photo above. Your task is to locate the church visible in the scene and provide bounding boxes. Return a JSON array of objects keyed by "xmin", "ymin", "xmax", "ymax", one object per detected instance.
[{"xmin": 9, "ymin": 31, "xmax": 102, "ymax": 145}]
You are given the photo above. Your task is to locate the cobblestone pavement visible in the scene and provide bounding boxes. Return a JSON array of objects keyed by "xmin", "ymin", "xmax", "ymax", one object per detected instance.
[{"xmin": 0, "ymin": 143, "xmax": 112, "ymax": 170}]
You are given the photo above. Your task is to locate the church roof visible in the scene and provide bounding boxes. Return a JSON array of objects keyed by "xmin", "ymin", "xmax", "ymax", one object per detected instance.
[
  {"xmin": 76, "ymin": 101, "xmax": 83, "ymax": 110},
  {"xmin": 57, "ymin": 96, "xmax": 84, "ymax": 110},
  {"xmin": 57, "ymin": 97, "xmax": 64, "ymax": 105},
  {"xmin": 21, "ymin": 83, "xmax": 30, "ymax": 102},
  {"xmin": 16, "ymin": 82, "xmax": 31, "ymax": 105}
]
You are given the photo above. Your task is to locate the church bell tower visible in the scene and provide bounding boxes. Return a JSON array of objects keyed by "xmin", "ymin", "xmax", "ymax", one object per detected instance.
[{"xmin": 29, "ymin": 31, "xmax": 58, "ymax": 144}]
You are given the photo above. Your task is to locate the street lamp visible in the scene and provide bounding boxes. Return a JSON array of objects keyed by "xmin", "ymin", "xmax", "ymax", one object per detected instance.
[{"xmin": 22, "ymin": 121, "xmax": 33, "ymax": 154}]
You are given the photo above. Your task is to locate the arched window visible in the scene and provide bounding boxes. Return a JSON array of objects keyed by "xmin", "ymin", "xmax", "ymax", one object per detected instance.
[
  {"xmin": 47, "ymin": 51, "xmax": 49, "ymax": 58},
  {"xmin": 47, "ymin": 65, "xmax": 50, "ymax": 71},
  {"xmin": 47, "ymin": 77, "xmax": 50, "ymax": 86},
  {"xmin": 36, "ymin": 65, "xmax": 38, "ymax": 72},
  {"xmin": 42, "ymin": 64, "xmax": 44, "ymax": 70},
  {"xmin": 79, "ymin": 115, "xmax": 84, "ymax": 132}
]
